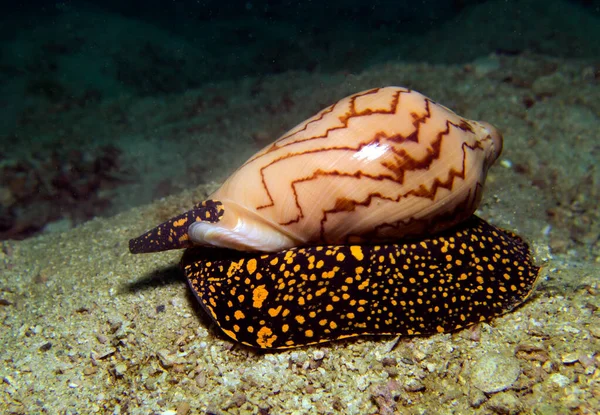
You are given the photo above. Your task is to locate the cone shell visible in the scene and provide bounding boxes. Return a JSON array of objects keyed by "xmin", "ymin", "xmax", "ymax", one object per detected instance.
[{"xmin": 208, "ymin": 86, "xmax": 503, "ymax": 250}]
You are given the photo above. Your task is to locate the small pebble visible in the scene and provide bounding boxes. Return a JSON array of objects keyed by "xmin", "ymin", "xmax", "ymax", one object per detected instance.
[
  {"xmin": 382, "ymin": 357, "xmax": 399, "ymax": 376},
  {"xmin": 145, "ymin": 378, "xmax": 158, "ymax": 391},
  {"xmin": 313, "ymin": 350, "xmax": 325, "ymax": 360},
  {"xmin": 578, "ymin": 353, "xmax": 595, "ymax": 368},
  {"xmin": 589, "ymin": 327, "xmax": 600, "ymax": 338},
  {"xmin": 404, "ymin": 379, "xmax": 425, "ymax": 392},
  {"xmin": 486, "ymin": 391, "xmax": 522, "ymax": 415},
  {"xmin": 383, "ymin": 365, "xmax": 399, "ymax": 377},
  {"xmin": 176, "ymin": 402, "xmax": 191, "ymax": 415},
  {"xmin": 195, "ymin": 372, "xmax": 206, "ymax": 388},
  {"xmin": 399, "ymin": 357, "xmax": 415, "ymax": 365},
  {"xmin": 229, "ymin": 391, "xmax": 246, "ymax": 408},
  {"xmin": 469, "ymin": 387, "xmax": 487, "ymax": 408},
  {"xmin": 114, "ymin": 363, "xmax": 127, "ymax": 377},
  {"xmin": 548, "ymin": 373, "xmax": 570, "ymax": 387},
  {"xmin": 425, "ymin": 363, "xmax": 436, "ymax": 372},
  {"xmin": 157, "ymin": 349, "xmax": 175, "ymax": 368},
  {"xmin": 96, "ymin": 334, "xmax": 108, "ymax": 344},
  {"xmin": 561, "ymin": 353, "xmax": 579, "ymax": 364},
  {"xmin": 94, "ymin": 347, "xmax": 116, "ymax": 360},
  {"xmin": 500, "ymin": 159, "xmax": 513, "ymax": 169},
  {"xmin": 412, "ymin": 350, "xmax": 427, "ymax": 362},
  {"xmin": 562, "ymin": 326, "xmax": 580, "ymax": 334},
  {"xmin": 470, "ymin": 352, "xmax": 521, "ymax": 393},
  {"xmin": 468, "ymin": 324, "xmax": 481, "ymax": 342},
  {"xmin": 381, "ymin": 357, "xmax": 397, "ymax": 367},
  {"xmin": 39, "ymin": 342, "xmax": 52, "ymax": 352},
  {"xmin": 542, "ymin": 360, "xmax": 558, "ymax": 373},
  {"xmin": 356, "ymin": 375, "xmax": 370, "ymax": 391}
]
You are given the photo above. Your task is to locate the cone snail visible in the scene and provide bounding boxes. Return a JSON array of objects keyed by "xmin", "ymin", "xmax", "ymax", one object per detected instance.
[{"xmin": 129, "ymin": 87, "xmax": 538, "ymax": 349}]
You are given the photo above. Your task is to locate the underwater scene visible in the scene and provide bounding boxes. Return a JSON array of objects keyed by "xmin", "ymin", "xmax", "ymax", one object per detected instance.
[{"xmin": 0, "ymin": 0, "xmax": 598, "ymax": 413}]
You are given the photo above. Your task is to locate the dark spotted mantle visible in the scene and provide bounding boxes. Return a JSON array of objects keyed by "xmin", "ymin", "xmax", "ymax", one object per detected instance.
[{"xmin": 181, "ymin": 215, "xmax": 539, "ymax": 349}]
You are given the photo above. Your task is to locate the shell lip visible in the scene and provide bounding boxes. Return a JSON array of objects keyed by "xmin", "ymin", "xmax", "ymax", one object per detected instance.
[{"xmin": 189, "ymin": 199, "xmax": 304, "ymax": 252}]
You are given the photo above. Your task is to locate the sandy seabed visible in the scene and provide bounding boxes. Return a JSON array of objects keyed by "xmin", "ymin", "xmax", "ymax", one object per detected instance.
[{"xmin": 1, "ymin": 54, "xmax": 599, "ymax": 414}]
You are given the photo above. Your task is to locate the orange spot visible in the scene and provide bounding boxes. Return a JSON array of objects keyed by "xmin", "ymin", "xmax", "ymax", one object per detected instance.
[
  {"xmin": 252, "ymin": 285, "xmax": 268, "ymax": 308},
  {"xmin": 246, "ymin": 258, "xmax": 257, "ymax": 274},
  {"xmin": 350, "ymin": 246, "xmax": 364, "ymax": 261},
  {"xmin": 221, "ymin": 328, "xmax": 237, "ymax": 341},
  {"xmin": 256, "ymin": 326, "xmax": 277, "ymax": 348},
  {"xmin": 268, "ymin": 305, "xmax": 282, "ymax": 317},
  {"xmin": 173, "ymin": 218, "xmax": 188, "ymax": 227}
]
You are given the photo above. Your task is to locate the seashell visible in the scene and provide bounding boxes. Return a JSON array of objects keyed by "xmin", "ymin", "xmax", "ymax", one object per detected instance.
[
  {"xmin": 130, "ymin": 87, "xmax": 503, "ymax": 253},
  {"xmin": 129, "ymin": 86, "xmax": 538, "ymax": 349}
]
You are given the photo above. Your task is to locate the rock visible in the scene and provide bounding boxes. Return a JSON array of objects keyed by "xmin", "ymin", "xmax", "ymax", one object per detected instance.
[
  {"xmin": 533, "ymin": 403, "xmax": 563, "ymax": 415},
  {"xmin": 469, "ymin": 387, "xmax": 487, "ymax": 408},
  {"xmin": 404, "ymin": 378, "xmax": 425, "ymax": 392},
  {"xmin": 114, "ymin": 362, "xmax": 127, "ymax": 377},
  {"xmin": 560, "ymin": 352, "xmax": 579, "ymax": 364},
  {"xmin": 547, "ymin": 373, "xmax": 570, "ymax": 387},
  {"xmin": 157, "ymin": 349, "xmax": 175, "ymax": 368},
  {"xmin": 470, "ymin": 352, "xmax": 521, "ymax": 393},
  {"xmin": 486, "ymin": 391, "xmax": 523, "ymax": 415},
  {"xmin": 176, "ymin": 402, "xmax": 191, "ymax": 415}
]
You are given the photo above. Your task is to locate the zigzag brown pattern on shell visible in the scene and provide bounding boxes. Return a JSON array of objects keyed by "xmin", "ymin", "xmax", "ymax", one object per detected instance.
[
  {"xmin": 253, "ymin": 88, "xmax": 417, "ymax": 211},
  {"xmin": 248, "ymin": 88, "xmax": 486, "ymax": 242},
  {"xmin": 365, "ymin": 184, "xmax": 483, "ymax": 243},
  {"xmin": 244, "ymin": 88, "xmax": 393, "ymax": 167},
  {"xmin": 279, "ymin": 88, "xmax": 392, "ymax": 148},
  {"xmin": 311, "ymin": 139, "xmax": 485, "ymax": 243}
]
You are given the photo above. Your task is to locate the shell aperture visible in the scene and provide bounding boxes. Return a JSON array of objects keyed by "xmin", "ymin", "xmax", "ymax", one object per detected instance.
[
  {"xmin": 182, "ymin": 216, "xmax": 539, "ymax": 349},
  {"xmin": 130, "ymin": 87, "xmax": 504, "ymax": 253}
]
